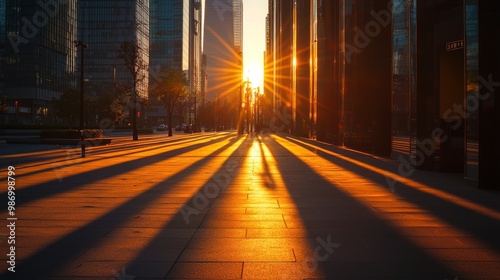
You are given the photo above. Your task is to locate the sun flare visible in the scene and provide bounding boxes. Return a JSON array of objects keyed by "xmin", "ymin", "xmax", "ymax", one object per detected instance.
[{"xmin": 244, "ymin": 62, "xmax": 264, "ymax": 89}]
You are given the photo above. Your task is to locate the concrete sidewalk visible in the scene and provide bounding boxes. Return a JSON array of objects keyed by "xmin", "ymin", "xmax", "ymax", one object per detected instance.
[{"xmin": 1, "ymin": 132, "xmax": 499, "ymax": 279}]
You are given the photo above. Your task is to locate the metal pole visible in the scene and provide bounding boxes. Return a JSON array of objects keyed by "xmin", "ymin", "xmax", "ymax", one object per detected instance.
[
  {"xmin": 75, "ymin": 40, "xmax": 87, "ymax": 158},
  {"xmin": 407, "ymin": 0, "xmax": 412, "ymax": 154},
  {"xmin": 238, "ymin": 52, "xmax": 243, "ymax": 134},
  {"xmin": 194, "ymin": 92, "xmax": 197, "ymax": 131}
]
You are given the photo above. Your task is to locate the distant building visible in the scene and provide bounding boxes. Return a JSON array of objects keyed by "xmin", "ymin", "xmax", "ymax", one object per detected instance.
[
  {"xmin": 189, "ymin": 0, "xmax": 202, "ymax": 126},
  {"xmin": 2, "ymin": 0, "xmax": 78, "ymax": 125},
  {"xmin": 149, "ymin": 0, "xmax": 189, "ymax": 72},
  {"xmin": 0, "ymin": 0, "xmax": 5, "ymax": 92},
  {"xmin": 148, "ymin": 0, "xmax": 202, "ymax": 126},
  {"xmin": 233, "ymin": 0, "xmax": 243, "ymax": 52},
  {"xmin": 203, "ymin": 0, "xmax": 243, "ymax": 129},
  {"xmin": 78, "ymin": 0, "xmax": 149, "ymax": 99}
]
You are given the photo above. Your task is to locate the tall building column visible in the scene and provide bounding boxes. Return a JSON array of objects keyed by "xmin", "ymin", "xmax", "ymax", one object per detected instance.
[
  {"xmin": 343, "ymin": 0, "xmax": 392, "ymax": 155},
  {"xmin": 276, "ymin": 0, "xmax": 293, "ymax": 133},
  {"xmin": 294, "ymin": 0, "xmax": 311, "ymax": 137},
  {"xmin": 416, "ymin": 0, "xmax": 465, "ymax": 172},
  {"xmin": 476, "ymin": 0, "xmax": 500, "ymax": 189},
  {"xmin": 316, "ymin": 0, "xmax": 344, "ymax": 145}
]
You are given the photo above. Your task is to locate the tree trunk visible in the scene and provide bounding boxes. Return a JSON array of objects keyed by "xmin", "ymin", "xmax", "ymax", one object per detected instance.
[
  {"xmin": 132, "ymin": 82, "xmax": 138, "ymax": 140},
  {"xmin": 167, "ymin": 108, "xmax": 173, "ymax": 136}
]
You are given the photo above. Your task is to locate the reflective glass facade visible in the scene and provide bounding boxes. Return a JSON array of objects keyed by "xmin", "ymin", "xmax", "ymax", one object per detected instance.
[
  {"xmin": 203, "ymin": 0, "xmax": 240, "ymax": 128},
  {"xmin": 0, "ymin": 0, "xmax": 5, "ymax": 89},
  {"xmin": 189, "ymin": 0, "xmax": 202, "ymax": 100},
  {"xmin": 149, "ymin": 0, "xmax": 189, "ymax": 71},
  {"xmin": 78, "ymin": 0, "xmax": 150, "ymax": 98},
  {"xmin": 267, "ymin": 0, "xmax": 498, "ymax": 188},
  {"xmin": 233, "ymin": 0, "xmax": 243, "ymax": 52},
  {"xmin": 3, "ymin": 0, "xmax": 77, "ymax": 124},
  {"xmin": 391, "ymin": 0, "xmax": 417, "ymax": 157},
  {"xmin": 464, "ymin": 0, "xmax": 479, "ymax": 183}
]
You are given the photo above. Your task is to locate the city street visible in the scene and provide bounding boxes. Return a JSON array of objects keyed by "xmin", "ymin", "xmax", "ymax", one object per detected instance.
[{"xmin": 1, "ymin": 132, "xmax": 499, "ymax": 279}]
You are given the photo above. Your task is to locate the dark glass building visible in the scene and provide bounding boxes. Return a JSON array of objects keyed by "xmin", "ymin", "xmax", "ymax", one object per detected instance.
[
  {"xmin": 78, "ymin": 0, "xmax": 149, "ymax": 100},
  {"xmin": 149, "ymin": 0, "xmax": 189, "ymax": 71},
  {"xmin": 203, "ymin": 0, "xmax": 241, "ymax": 129},
  {"xmin": 148, "ymin": 0, "xmax": 202, "ymax": 127},
  {"xmin": 0, "ymin": 0, "xmax": 5, "ymax": 91},
  {"xmin": 267, "ymin": 0, "xmax": 499, "ymax": 189},
  {"xmin": 3, "ymin": 0, "xmax": 78, "ymax": 124}
]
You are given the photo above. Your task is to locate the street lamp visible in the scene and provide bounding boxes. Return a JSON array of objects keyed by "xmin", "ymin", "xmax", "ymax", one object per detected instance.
[
  {"xmin": 238, "ymin": 52, "xmax": 244, "ymax": 134},
  {"xmin": 75, "ymin": 40, "xmax": 87, "ymax": 158},
  {"xmin": 245, "ymin": 78, "xmax": 251, "ymax": 133},
  {"xmin": 407, "ymin": 0, "xmax": 412, "ymax": 143}
]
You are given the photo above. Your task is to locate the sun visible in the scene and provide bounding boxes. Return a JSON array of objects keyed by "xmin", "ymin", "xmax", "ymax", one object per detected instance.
[{"xmin": 244, "ymin": 62, "xmax": 264, "ymax": 90}]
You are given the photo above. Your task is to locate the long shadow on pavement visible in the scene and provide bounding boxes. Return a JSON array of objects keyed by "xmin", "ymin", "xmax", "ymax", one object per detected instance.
[
  {"xmin": 119, "ymin": 134, "xmax": 254, "ymax": 279},
  {"xmin": 5, "ymin": 133, "xmax": 234, "ymax": 208},
  {"xmin": 0, "ymin": 133, "xmax": 243, "ymax": 278},
  {"xmin": 264, "ymin": 134, "xmax": 458, "ymax": 279},
  {"xmin": 1, "ymin": 133, "xmax": 219, "ymax": 180},
  {"xmin": 283, "ymin": 135, "xmax": 500, "ymax": 254}
]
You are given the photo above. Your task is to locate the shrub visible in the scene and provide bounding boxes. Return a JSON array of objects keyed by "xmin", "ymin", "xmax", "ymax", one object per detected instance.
[{"xmin": 40, "ymin": 129, "xmax": 103, "ymax": 139}]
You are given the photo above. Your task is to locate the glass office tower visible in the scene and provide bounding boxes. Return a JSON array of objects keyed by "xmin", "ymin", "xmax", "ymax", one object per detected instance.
[
  {"xmin": 204, "ymin": 0, "xmax": 241, "ymax": 129},
  {"xmin": 3, "ymin": 0, "xmax": 78, "ymax": 124},
  {"xmin": 78, "ymin": 0, "xmax": 149, "ymax": 99},
  {"xmin": 0, "ymin": 0, "xmax": 5, "ymax": 91},
  {"xmin": 391, "ymin": 0, "xmax": 417, "ymax": 158},
  {"xmin": 149, "ymin": 0, "xmax": 189, "ymax": 72},
  {"xmin": 149, "ymin": 0, "xmax": 202, "ymax": 127}
]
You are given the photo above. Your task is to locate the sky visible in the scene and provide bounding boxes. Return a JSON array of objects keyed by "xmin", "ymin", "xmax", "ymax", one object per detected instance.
[
  {"xmin": 201, "ymin": 0, "xmax": 267, "ymax": 90},
  {"xmin": 242, "ymin": 0, "xmax": 267, "ymax": 90}
]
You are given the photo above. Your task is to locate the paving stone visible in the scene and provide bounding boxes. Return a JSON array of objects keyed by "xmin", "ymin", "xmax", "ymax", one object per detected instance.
[
  {"xmin": 166, "ymin": 262, "xmax": 243, "ymax": 279},
  {"xmin": 1, "ymin": 132, "xmax": 499, "ymax": 279}
]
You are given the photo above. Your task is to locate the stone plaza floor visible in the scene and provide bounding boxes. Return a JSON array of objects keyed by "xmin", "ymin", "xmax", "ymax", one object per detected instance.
[{"xmin": 1, "ymin": 132, "xmax": 499, "ymax": 279}]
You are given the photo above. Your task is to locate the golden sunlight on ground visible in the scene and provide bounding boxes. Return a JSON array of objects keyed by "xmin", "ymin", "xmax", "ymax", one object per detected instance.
[{"xmin": 2, "ymin": 132, "xmax": 499, "ymax": 278}]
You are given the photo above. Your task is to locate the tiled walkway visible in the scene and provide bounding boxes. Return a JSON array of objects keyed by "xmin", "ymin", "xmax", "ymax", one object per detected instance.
[{"xmin": 1, "ymin": 132, "xmax": 499, "ymax": 279}]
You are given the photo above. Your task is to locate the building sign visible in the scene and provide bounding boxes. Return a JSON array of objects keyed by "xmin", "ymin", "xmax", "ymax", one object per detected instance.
[
  {"xmin": 446, "ymin": 40, "xmax": 464, "ymax": 51},
  {"xmin": 19, "ymin": 107, "xmax": 31, "ymax": 113}
]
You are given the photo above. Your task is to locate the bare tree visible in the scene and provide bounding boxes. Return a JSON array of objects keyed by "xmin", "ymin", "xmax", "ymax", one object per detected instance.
[
  {"xmin": 53, "ymin": 89, "xmax": 80, "ymax": 126},
  {"xmin": 151, "ymin": 70, "xmax": 189, "ymax": 136},
  {"xmin": 118, "ymin": 41, "xmax": 148, "ymax": 140}
]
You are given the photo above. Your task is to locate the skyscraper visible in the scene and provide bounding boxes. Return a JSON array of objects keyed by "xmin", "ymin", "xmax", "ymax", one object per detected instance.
[
  {"xmin": 233, "ymin": 0, "xmax": 243, "ymax": 52},
  {"xmin": 3, "ymin": 0, "xmax": 78, "ymax": 124},
  {"xmin": 149, "ymin": 0, "xmax": 189, "ymax": 72},
  {"xmin": 189, "ymin": 0, "xmax": 203, "ymax": 126},
  {"xmin": 78, "ymin": 0, "xmax": 149, "ymax": 100},
  {"xmin": 203, "ymin": 0, "xmax": 242, "ymax": 128},
  {"xmin": 149, "ymin": 0, "xmax": 202, "ymax": 127},
  {"xmin": 0, "ymin": 0, "xmax": 6, "ymax": 91}
]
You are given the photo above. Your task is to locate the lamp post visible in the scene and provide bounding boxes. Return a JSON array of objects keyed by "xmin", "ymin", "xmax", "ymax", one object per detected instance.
[
  {"xmin": 407, "ymin": 0, "xmax": 412, "ymax": 143},
  {"xmin": 75, "ymin": 40, "xmax": 87, "ymax": 158},
  {"xmin": 238, "ymin": 52, "xmax": 243, "ymax": 134},
  {"xmin": 193, "ymin": 91, "xmax": 197, "ymax": 132},
  {"xmin": 245, "ymin": 78, "xmax": 251, "ymax": 133}
]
